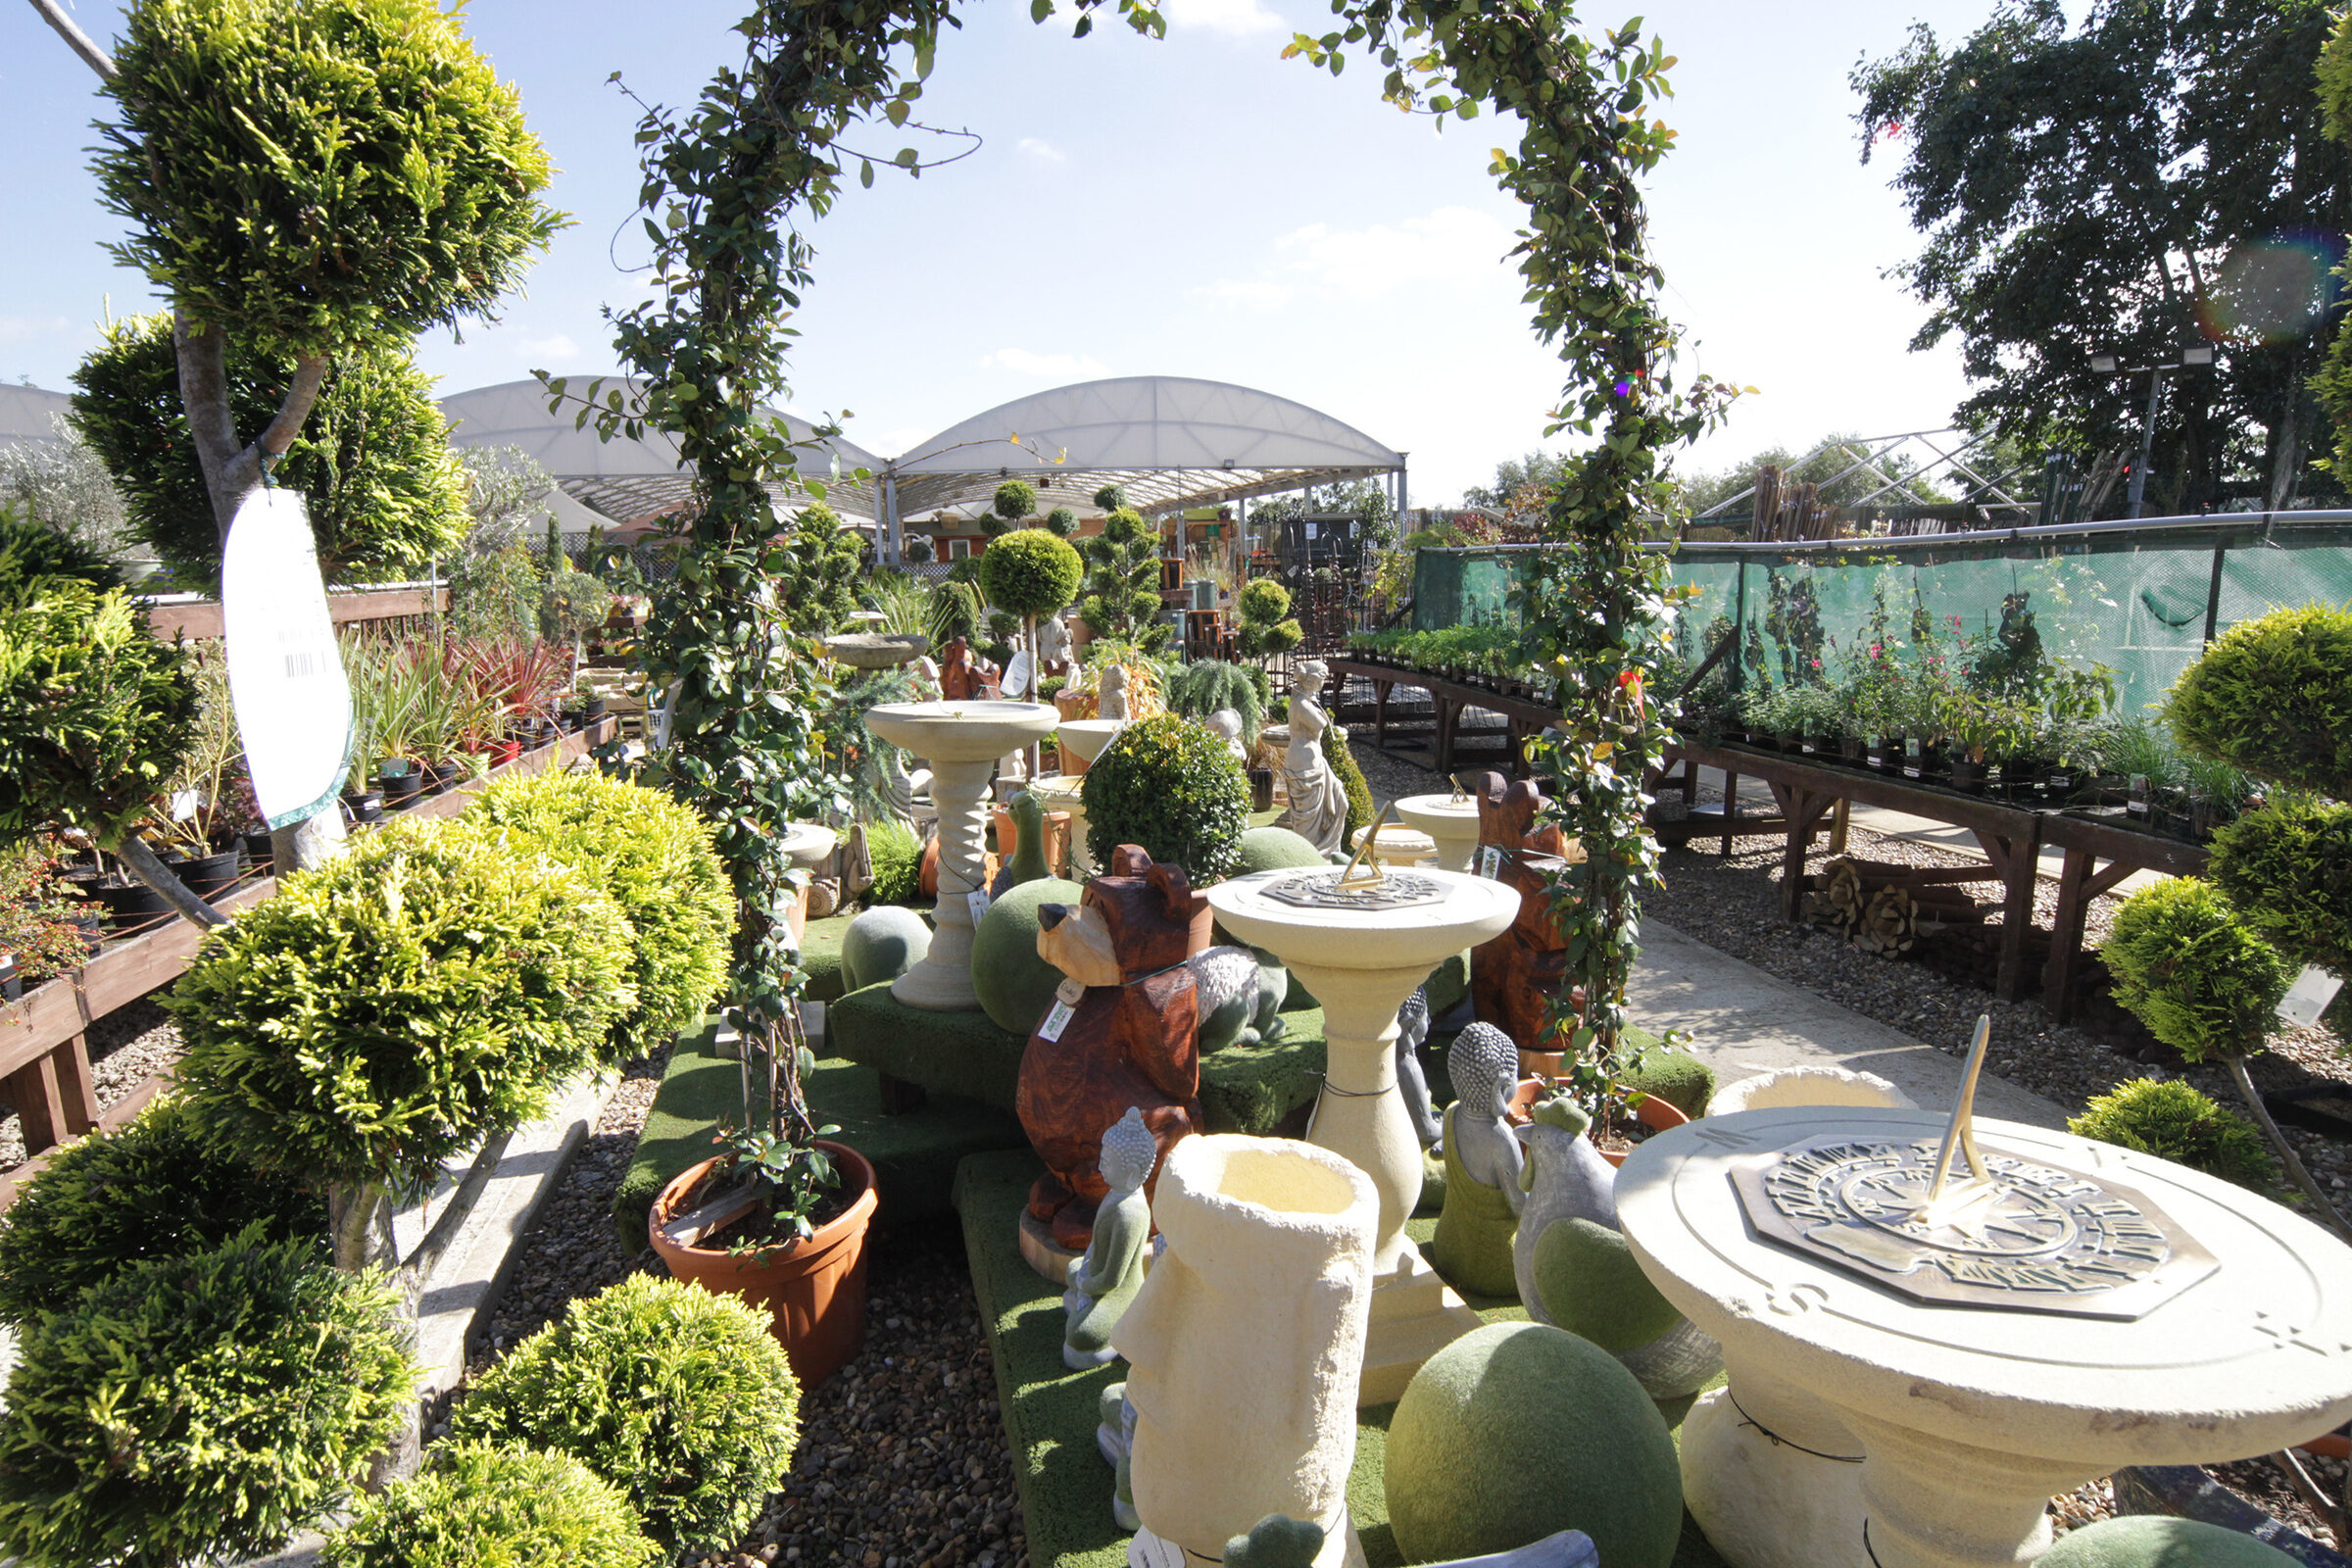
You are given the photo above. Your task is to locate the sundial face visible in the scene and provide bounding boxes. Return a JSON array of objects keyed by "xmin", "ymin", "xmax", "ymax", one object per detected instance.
[
  {"xmin": 1259, "ymin": 868, "xmax": 1448, "ymax": 911},
  {"xmin": 1732, "ymin": 1137, "xmax": 2219, "ymax": 1320}
]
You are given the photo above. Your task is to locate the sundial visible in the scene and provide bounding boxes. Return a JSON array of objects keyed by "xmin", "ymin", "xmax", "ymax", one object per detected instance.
[
  {"xmin": 1730, "ymin": 1016, "xmax": 2216, "ymax": 1319},
  {"xmin": 1263, "ymin": 799, "xmax": 1448, "ymax": 911}
]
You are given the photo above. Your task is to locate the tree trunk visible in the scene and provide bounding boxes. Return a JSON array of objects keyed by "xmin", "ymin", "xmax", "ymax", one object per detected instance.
[
  {"xmin": 2226, "ymin": 1054, "xmax": 2352, "ymax": 1244},
  {"xmin": 111, "ymin": 834, "xmax": 228, "ymax": 929}
]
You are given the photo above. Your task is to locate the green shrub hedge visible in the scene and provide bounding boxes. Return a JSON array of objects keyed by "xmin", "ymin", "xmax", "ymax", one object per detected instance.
[
  {"xmin": 324, "ymin": 1443, "xmax": 659, "ymax": 1568},
  {"xmin": 1082, "ymin": 711, "xmax": 1251, "ymax": 880},
  {"xmin": 168, "ymin": 822, "xmax": 636, "ymax": 1192},
  {"xmin": 2165, "ymin": 602, "xmax": 2352, "ymax": 798},
  {"xmin": 445, "ymin": 1274, "xmax": 801, "ymax": 1555},
  {"xmin": 0, "ymin": 1229, "xmax": 414, "ymax": 1568},
  {"xmin": 975, "ymin": 527, "xmax": 1083, "ymax": 621},
  {"xmin": 0, "ymin": 1096, "xmax": 322, "ymax": 1325},
  {"xmin": 2101, "ymin": 878, "xmax": 2294, "ymax": 1064},
  {"xmin": 866, "ymin": 817, "xmax": 924, "ymax": 905},
  {"xmin": 2068, "ymin": 1078, "xmax": 2276, "ymax": 1191},
  {"xmin": 448, "ymin": 768, "xmax": 732, "ymax": 1061},
  {"xmin": 2209, "ymin": 796, "xmax": 2352, "ymax": 977}
]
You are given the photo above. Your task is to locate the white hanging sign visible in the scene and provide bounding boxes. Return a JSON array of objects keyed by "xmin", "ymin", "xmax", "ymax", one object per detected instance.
[
  {"xmin": 221, "ymin": 488, "xmax": 353, "ymax": 829},
  {"xmin": 1001, "ymin": 651, "xmax": 1034, "ymax": 700}
]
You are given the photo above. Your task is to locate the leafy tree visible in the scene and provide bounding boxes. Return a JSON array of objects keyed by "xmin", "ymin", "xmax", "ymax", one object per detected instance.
[
  {"xmin": 1250, "ymin": 477, "xmax": 1396, "ymax": 546},
  {"xmin": 71, "ymin": 313, "xmax": 469, "ymax": 591},
  {"xmin": 1671, "ymin": 432, "xmax": 1958, "ymax": 520},
  {"xmin": 1853, "ymin": 0, "xmax": 2352, "ymax": 514},
  {"xmin": 1075, "ymin": 506, "xmax": 1170, "ymax": 652},
  {"xmin": 1461, "ymin": 450, "xmax": 1572, "ymax": 511},
  {"xmin": 0, "ymin": 415, "xmax": 135, "ymax": 564}
]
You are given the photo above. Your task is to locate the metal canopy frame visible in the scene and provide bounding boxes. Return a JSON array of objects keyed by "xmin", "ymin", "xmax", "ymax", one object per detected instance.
[{"xmin": 1695, "ymin": 427, "xmax": 2034, "ymax": 520}]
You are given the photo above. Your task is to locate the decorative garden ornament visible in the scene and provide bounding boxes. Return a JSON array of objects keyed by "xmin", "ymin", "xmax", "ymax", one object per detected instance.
[
  {"xmin": 1205, "ymin": 708, "xmax": 1249, "ymax": 764},
  {"xmin": 1062, "ymin": 1106, "xmax": 1157, "ymax": 1369},
  {"xmin": 1099, "ymin": 662, "xmax": 1131, "ymax": 721},
  {"xmin": 1113, "ymin": 1135, "xmax": 1378, "ymax": 1568},
  {"xmin": 1036, "ymin": 611, "xmax": 1071, "ymax": 675},
  {"xmin": 1277, "ymin": 661, "xmax": 1349, "ymax": 855},
  {"xmin": 1432, "ymin": 1022, "xmax": 1523, "ymax": 1298},
  {"xmin": 1395, "ymin": 986, "xmax": 1441, "ymax": 1147}
]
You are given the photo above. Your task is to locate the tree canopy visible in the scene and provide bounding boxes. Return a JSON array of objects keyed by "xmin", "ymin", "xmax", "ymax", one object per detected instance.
[{"xmin": 1853, "ymin": 0, "xmax": 2351, "ymax": 514}]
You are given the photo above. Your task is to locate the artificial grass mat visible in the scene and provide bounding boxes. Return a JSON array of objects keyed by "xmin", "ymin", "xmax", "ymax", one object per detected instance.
[
  {"xmin": 799, "ymin": 910, "xmax": 854, "ymax": 1003},
  {"xmin": 952, "ymin": 1147, "xmax": 1727, "ymax": 1568},
  {"xmin": 612, "ymin": 1015, "xmax": 1028, "ymax": 1250}
]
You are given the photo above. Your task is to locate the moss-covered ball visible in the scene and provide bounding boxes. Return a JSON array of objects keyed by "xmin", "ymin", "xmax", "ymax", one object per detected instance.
[
  {"xmin": 842, "ymin": 906, "xmax": 933, "ymax": 994},
  {"xmin": 1386, "ymin": 1321, "xmax": 1681, "ymax": 1568},
  {"xmin": 1621, "ymin": 1049, "xmax": 1715, "ymax": 1120},
  {"xmin": 973, "ymin": 877, "xmax": 1087, "ymax": 1035},
  {"xmin": 1234, "ymin": 825, "xmax": 1328, "ymax": 875},
  {"xmin": 2035, "ymin": 1517, "xmax": 2298, "ymax": 1568},
  {"xmin": 1532, "ymin": 1217, "xmax": 1685, "ymax": 1351}
]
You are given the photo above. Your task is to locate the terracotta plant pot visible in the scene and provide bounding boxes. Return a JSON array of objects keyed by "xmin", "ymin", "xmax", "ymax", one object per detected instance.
[
  {"xmin": 992, "ymin": 805, "xmax": 1070, "ymax": 873},
  {"xmin": 917, "ymin": 836, "xmax": 997, "ymax": 898},
  {"xmin": 1503, "ymin": 1079, "xmax": 1690, "ymax": 1166},
  {"xmin": 649, "ymin": 1144, "xmax": 879, "ymax": 1389}
]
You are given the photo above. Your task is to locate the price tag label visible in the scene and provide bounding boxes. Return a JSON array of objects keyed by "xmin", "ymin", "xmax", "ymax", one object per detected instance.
[
  {"xmin": 2280, "ymin": 964, "xmax": 2345, "ymax": 1028},
  {"xmin": 1038, "ymin": 999, "xmax": 1075, "ymax": 1042},
  {"xmin": 1001, "ymin": 651, "xmax": 1033, "ymax": 700},
  {"xmin": 1478, "ymin": 845, "xmax": 1502, "ymax": 879},
  {"xmin": 221, "ymin": 489, "xmax": 352, "ymax": 830},
  {"xmin": 966, "ymin": 891, "xmax": 992, "ymax": 925},
  {"xmin": 169, "ymin": 790, "xmax": 199, "ymax": 822},
  {"xmin": 1055, "ymin": 977, "xmax": 1085, "ymax": 1005}
]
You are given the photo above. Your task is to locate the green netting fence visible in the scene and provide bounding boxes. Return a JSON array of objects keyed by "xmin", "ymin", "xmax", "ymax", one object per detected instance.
[{"xmin": 1410, "ymin": 514, "xmax": 2352, "ymax": 717}]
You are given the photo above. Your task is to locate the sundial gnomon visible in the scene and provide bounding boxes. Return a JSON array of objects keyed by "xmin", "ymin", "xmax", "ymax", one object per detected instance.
[
  {"xmin": 1262, "ymin": 797, "xmax": 1450, "ymax": 910},
  {"xmin": 1731, "ymin": 1016, "xmax": 2217, "ymax": 1320}
]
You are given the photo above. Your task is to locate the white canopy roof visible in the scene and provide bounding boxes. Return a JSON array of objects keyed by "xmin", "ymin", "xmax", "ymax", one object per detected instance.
[
  {"xmin": 888, "ymin": 375, "xmax": 1403, "ymax": 522},
  {"xmin": 0, "ymin": 384, "xmax": 72, "ymax": 449}
]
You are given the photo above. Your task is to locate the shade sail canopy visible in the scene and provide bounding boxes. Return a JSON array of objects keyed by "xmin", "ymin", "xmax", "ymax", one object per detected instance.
[
  {"xmin": 888, "ymin": 375, "xmax": 1403, "ymax": 521},
  {"xmin": 0, "ymin": 384, "xmax": 72, "ymax": 449},
  {"xmin": 437, "ymin": 378, "xmax": 885, "ymax": 527}
]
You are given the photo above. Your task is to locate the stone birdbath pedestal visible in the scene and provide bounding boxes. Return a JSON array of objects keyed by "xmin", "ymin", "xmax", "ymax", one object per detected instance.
[
  {"xmin": 1205, "ymin": 864, "xmax": 1519, "ymax": 1404},
  {"xmin": 1395, "ymin": 792, "xmax": 1481, "ymax": 873},
  {"xmin": 863, "ymin": 701, "xmax": 1058, "ymax": 1011},
  {"xmin": 1617, "ymin": 1080, "xmax": 2352, "ymax": 1568}
]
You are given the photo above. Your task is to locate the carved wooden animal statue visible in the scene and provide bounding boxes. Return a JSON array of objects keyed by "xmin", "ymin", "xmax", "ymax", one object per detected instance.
[
  {"xmin": 939, "ymin": 637, "xmax": 988, "ymax": 701},
  {"xmin": 1468, "ymin": 771, "xmax": 1585, "ymax": 1060},
  {"xmin": 1020, "ymin": 846, "xmax": 1214, "ymax": 1250}
]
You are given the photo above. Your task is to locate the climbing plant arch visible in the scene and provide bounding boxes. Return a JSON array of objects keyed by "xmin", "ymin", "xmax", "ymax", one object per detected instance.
[{"xmin": 576, "ymin": 0, "xmax": 1737, "ymax": 1065}]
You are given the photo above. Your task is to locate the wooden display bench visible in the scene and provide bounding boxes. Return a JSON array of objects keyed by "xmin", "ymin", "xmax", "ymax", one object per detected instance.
[
  {"xmin": 1328, "ymin": 657, "xmax": 1560, "ymax": 777},
  {"xmin": 0, "ymin": 716, "xmax": 617, "ymax": 1209}
]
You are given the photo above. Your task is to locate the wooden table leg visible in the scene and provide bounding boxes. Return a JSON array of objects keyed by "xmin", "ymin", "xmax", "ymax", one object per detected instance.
[
  {"xmin": 55, "ymin": 1035, "xmax": 99, "ymax": 1138},
  {"xmin": 1374, "ymin": 679, "xmax": 1391, "ymax": 749},
  {"xmin": 2042, "ymin": 848, "xmax": 2094, "ymax": 1022},
  {"xmin": 1721, "ymin": 769, "xmax": 1740, "ymax": 857},
  {"xmin": 1, "ymin": 1054, "xmax": 69, "ymax": 1153},
  {"xmin": 1975, "ymin": 818, "xmax": 2045, "ymax": 1003},
  {"xmin": 1435, "ymin": 697, "xmax": 1457, "ymax": 777},
  {"xmin": 1827, "ymin": 796, "xmax": 1851, "ymax": 857},
  {"xmin": 1770, "ymin": 783, "xmax": 1836, "ymax": 921}
]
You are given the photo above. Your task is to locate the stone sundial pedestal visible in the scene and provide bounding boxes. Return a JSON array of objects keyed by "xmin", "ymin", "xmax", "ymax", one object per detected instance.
[
  {"xmin": 1205, "ymin": 865, "xmax": 1519, "ymax": 1403},
  {"xmin": 1394, "ymin": 792, "xmax": 1482, "ymax": 873},
  {"xmin": 1617, "ymin": 1099, "xmax": 2352, "ymax": 1568},
  {"xmin": 863, "ymin": 701, "xmax": 1058, "ymax": 1011}
]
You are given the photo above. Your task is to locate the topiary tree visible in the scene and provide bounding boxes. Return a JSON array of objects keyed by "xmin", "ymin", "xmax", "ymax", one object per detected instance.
[
  {"xmin": 1321, "ymin": 718, "xmax": 1372, "ymax": 844},
  {"xmin": 976, "ymin": 525, "xmax": 1083, "ymax": 672},
  {"xmin": 2102, "ymin": 877, "xmax": 2346, "ymax": 1239},
  {"xmin": 2068, "ymin": 1077, "xmax": 2277, "ymax": 1193},
  {"xmin": 1081, "ymin": 712, "xmax": 1250, "ymax": 880},
  {"xmin": 1076, "ymin": 506, "xmax": 1170, "ymax": 652},
  {"xmin": 70, "ymin": 313, "xmax": 469, "ymax": 592},
  {"xmin": 2166, "ymin": 602, "xmax": 2352, "ymax": 799},
  {"xmin": 0, "ymin": 1095, "xmax": 323, "ymax": 1326},
  {"xmin": 772, "ymin": 501, "xmax": 864, "ymax": 631},
  {"xmin": 1045, "ymin": 505, "xmax": 1079, "ymax": 537},
  {"xmin": 166, "ymin": 822, "xmax": 637, "ymax": 1275},
  {"xmin": 445, "ymin": 768, "xmax": 734, "ymax": 1063},
  {"xmin": 0, "ymin": 1228, "xmax": 414, "ymax": 1568},
  {"xmin": 993, "ymin": 478, "xmax": 1038, "ymax": 527},
  {"xmin": 2209, "ymin": 795, "xmax": 2352, "ymax": 979},
  {"xmin": 445, "ymin": 1274, "xmax": 801, "ymax": 1556},
  {"xmin": 1093, "ymin": 483, "xmax": 1128, "ymax": 513},
  {"xmin": 324, "ymin": 1443, "xmax": 660, "ymax": 1568},
  {"xmin": 1236, "ymin": 576, "xmax": 1302, "ymax": 667}
]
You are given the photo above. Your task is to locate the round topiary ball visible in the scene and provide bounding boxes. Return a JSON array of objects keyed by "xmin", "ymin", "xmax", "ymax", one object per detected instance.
[
  {"xmin": 2068, "ymin": 1078, "xmax": 2276, "ymax": 1191},
  {"xmin": 1620, "ymin": 1049, "xmax": 1715, "ymax": 1120},
  {"xmin": 2034, "ymin": 1516, "xmax": 2299, "ymax": 1568},
  {"xmin": 1233, "ymin": 825, "xmax": 1328, "ymax": 875},
  {"xmin": 2209, "ymin": 796, "xmax": 2352, "ymax": 978},
  {"xmin": 2165, "ymin": 602, "xmax": 2352, "ymax": 798},
  {"xmin": 1045, "ymin": 507, "xmax": 1078, "ymax": 537},
  {"xmin": 1385, "ymin": 1321, "xmax": 1682, "ymax": 1568},
  {"xmin": 973, "ymin": 877, "xmax": 1087, "ymax": 1034},
  {"xmin": 445, "ymin": 1274, "xmax": 800, "ymax": 1556},
  {"xmin": 324, "ymin": 1443, "xmax": 659, "ymax": 1568},
  {"xmin": 842, "ymin": 905, "xmax": 933, "ymax": 994},
  {"xmin": 1083, "ymin": 713, "xmax": 1251, "ymax": 881},
  {"xmin": 976, "ymin": 527, "xmax": 1084, "ymax": 622},
  {"xmin": 2103, "ymin": 878, "xmax": 2293, "ymax": 1064},
  {"xmin": 1531, "ymin": 1217, "xmax": 1686, "ymax": 1353}
]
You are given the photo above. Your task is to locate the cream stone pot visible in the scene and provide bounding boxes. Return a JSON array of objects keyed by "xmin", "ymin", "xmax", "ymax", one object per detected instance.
[
  {"xmin": 1394, "ymin": 792, "xmax": 1482, "ymax": 873},
  {"xmin": 1617, "ymin": 1106, "xmax": 2352, "ymax": 1568},
  {"xmin": 1205, "ymin": 866, "xmax": 1519, "ymax": 1403},
  {"xmin": 861, "ymin": 701, "xmax": 1058, "ymax": 1010}
]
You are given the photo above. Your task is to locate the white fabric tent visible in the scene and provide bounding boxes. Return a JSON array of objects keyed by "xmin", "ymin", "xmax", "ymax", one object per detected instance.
[{"xmin": 0, "ymin": 384, "xmax": 73, "ymax": 450}]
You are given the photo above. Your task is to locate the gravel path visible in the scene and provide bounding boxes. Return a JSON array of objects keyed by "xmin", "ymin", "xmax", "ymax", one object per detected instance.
[{"xmin": 0, "ymin": 998, "xmax": 183, "ymax": 1173}]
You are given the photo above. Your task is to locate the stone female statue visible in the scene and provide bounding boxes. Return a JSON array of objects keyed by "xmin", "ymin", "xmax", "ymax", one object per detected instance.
[
  {"xmin": 1062, "ymin": 1106, "xmax": 1158, "ymax": 1369},
  {"xmin": 1277, "ymin": 660, "xmax": 1349, "ymax": 855},
  {"xmin": 1431, "ymin": 1022, "xmax": 1523, "ymax": 1298}
]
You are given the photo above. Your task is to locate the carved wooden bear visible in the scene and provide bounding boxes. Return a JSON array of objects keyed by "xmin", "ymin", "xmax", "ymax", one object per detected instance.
[
  {"xmin": 938, "ymin": 636, "xmax": 995, "ymax": 701},
  {"xmin": 1468, "ymin": 771, "xmax": 1588, "ymax": 1064},
  {"xmin": 1019, "ymin": 845, "xmax": 1213, "ymax": 1251}
]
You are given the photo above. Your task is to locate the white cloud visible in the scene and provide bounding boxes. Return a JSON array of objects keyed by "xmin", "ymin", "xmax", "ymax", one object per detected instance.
[
  {"xmin": 0, "ymin": 315, "xmax": 72, "ymax": 344},
  {"xmin": 1185, "ymin": 277, "xmax": 1296, "ymax": 311},
  {"xmin": 519, "ymin": 332, "xmax": 580, "ymax": 361},
  {"xmin": 1167, "ymin": 0, "xmax": 1285, "ymax": 37},
  {"xmin": 1017, "ymin": 137, "xmax": 1067, "ymax": 165},
  {"xmin": 980, "ymin": 347, "xmax": 1108, "ymax": 379},
  {"xmin": 1272, "ymin": 206, "xmax": 1517, "ymax": 300}
]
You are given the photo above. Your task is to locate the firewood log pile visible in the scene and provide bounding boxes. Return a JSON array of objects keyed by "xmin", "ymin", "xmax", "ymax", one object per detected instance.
[{"xmin": 1801, "ymin": 856, "xmax": 1987, "ymax": 957}]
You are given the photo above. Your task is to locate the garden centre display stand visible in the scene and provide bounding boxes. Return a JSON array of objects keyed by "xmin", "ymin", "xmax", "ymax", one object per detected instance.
[
  {"xmin": 1617, "ymin": 1104, "xmax": 2352, "ymax": 1568},
  {"xmin": 1204, "ymin": 865, "xmax": 1519, "ymax": 1404},
  {"xmin": 865, "ymin": 701, "xmax": 1058, "ymax": 1011},
  {"xmin": 1395, "ymin": 792, "xmax": 1481, "ymax": 872}
]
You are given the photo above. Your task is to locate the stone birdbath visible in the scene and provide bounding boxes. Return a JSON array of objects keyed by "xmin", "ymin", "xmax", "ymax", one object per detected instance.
[
  {"xmin": 1617, "ymin": 1103, "xmax": 2352, "ymax": 1568},
  {"xmin": 1205, "ymin": 865, "xmax": 1520, "ymax": 1404},
  {"xmin": 1054, "ymin": 716, "xmax": 1124, "ymax": 769},
  {"xmin": 1395, "ymin": 792, "xmax": 1482, "ymax": 872},
  {"xmin": 1349, "ymin": 821, "xmax": 1436, "ymax": 868},
  {"xmin": 863, "ymin": 701, "xmax": 1059, "ymax": 1011},
  {"xmin": 823, "ymin": 632, "xmax": 928, "ymax": 670}
]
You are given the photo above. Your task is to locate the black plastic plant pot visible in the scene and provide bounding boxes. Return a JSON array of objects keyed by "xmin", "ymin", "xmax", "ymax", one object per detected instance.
[
  {"xmin": 242, "ymin": 828, "xmax": 275, "ymax": 867},
  {"xmin": 1249, "ymin": 768, "xmax": 1276, "ymax": 813},
  {"xmin": 1838, "ymin": 737, "xmax": 1866, "ymax": 763},
  {"xmin": 426, "ymin": 760, "xmax": 464, "ymax": 794},
  {"xmin": 92, "ymin": 876, "xmax": 175, "ymax": 933},
  {"xmin": 343, "ymin": 790, "xmax": 385, "ymax": 825},
  {"xmin": 577, "ymin": 697, "xmax": 609, "ymax": 723},
  {"xmin": 1, "ymin": 953, "xmax": 20, "ymax": 1004},
  {"xmin": 380, "ymin": 769, "xmax": 423, "ymax": 808},
  {"xmin": 163, "ymin": 848, "xmax": 244, "ymax": 900},
  {"xmin": 1948, "ymin": 760, "xmax": 1987, "ymax": 794}
]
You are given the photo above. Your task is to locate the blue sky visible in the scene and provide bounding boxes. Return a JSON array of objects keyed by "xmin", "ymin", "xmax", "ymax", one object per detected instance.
[{"xmin": 1, "ymin": 0, "xmax": 2027, "ymax": 506}]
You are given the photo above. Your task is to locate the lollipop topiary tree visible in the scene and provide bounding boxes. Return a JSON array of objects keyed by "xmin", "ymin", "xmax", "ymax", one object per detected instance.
[
  {"xmin": 975, "ymin": 525, "xmax": 1083, "ymax": 677},
  {"xmin": 1045, "ymin": 505, "xmax": 1079, "ymax": 536},
  {"xmin": 986, "ymin": 478, "xmax": 1039, "ymax": 540},
  {"xmin": 1236, "ymin": 576, "xmax": 1302, "ymax": 667}
]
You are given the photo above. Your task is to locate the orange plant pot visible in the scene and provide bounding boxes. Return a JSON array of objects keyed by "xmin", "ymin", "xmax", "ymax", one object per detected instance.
[
  {"xmin": 648, "ymin": 1143, "xmax": 879, "ymax": 1389},
  {"xmin": 993, "ymin": 806, "xmax": 1072, "ymax": 876},
  {"xmin": 918, "ymin": 836, "xmax": 998, "ymax": 899},
  {"xmin": 1504, "ymin": 1078, "xmax": 1690, "ymax": 1167}
]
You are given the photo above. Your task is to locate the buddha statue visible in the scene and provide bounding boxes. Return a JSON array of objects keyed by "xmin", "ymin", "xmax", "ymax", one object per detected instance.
[
  {"xmin": 1062, "ymin": 1106, "xmax": 1158, "ymax": 1370},
  {"xmin": 1431, "ymin": 1022, "xmax": 1523, "ymax": 1298},
  {"xmin": 1112, "ymin": 1134, "xmax": 1377, "ymax": 1567},
  {"xmin": 1396, "ymin": 986, "xmax": 1442, "ymax": 1148}
]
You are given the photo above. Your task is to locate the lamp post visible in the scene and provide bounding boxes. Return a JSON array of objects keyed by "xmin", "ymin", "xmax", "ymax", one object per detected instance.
[{"xmin": 2089, "ymin": 346, "xmax": 2215, "ymax": 518}]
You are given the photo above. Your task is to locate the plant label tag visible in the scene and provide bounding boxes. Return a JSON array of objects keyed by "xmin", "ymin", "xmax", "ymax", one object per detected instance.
[
  {"xmin": 220, "ymin": 489, "xmax": 352, "ymax": 830},
  {"xmin": 966, "ymin": 891, "xmax": 992, "ymax": 925},
  {"xmin": 1038, "ymin": 999, "xmax": 1075, "ymax": 1042},
  {"xmin": 2279, "ymin": 964, "xmax": 2344, "ymax": 1028},
  {"xmin": 1479, "ymin": 845, "xmax": 1502, "ymax": 879},
  {"xmin": 1001, "ymin": 651, "xmax": 1033, "ymax": 699},
  {"xmin": 169, "ymin": 790, "xmax": 199, "ymax": 822}
]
